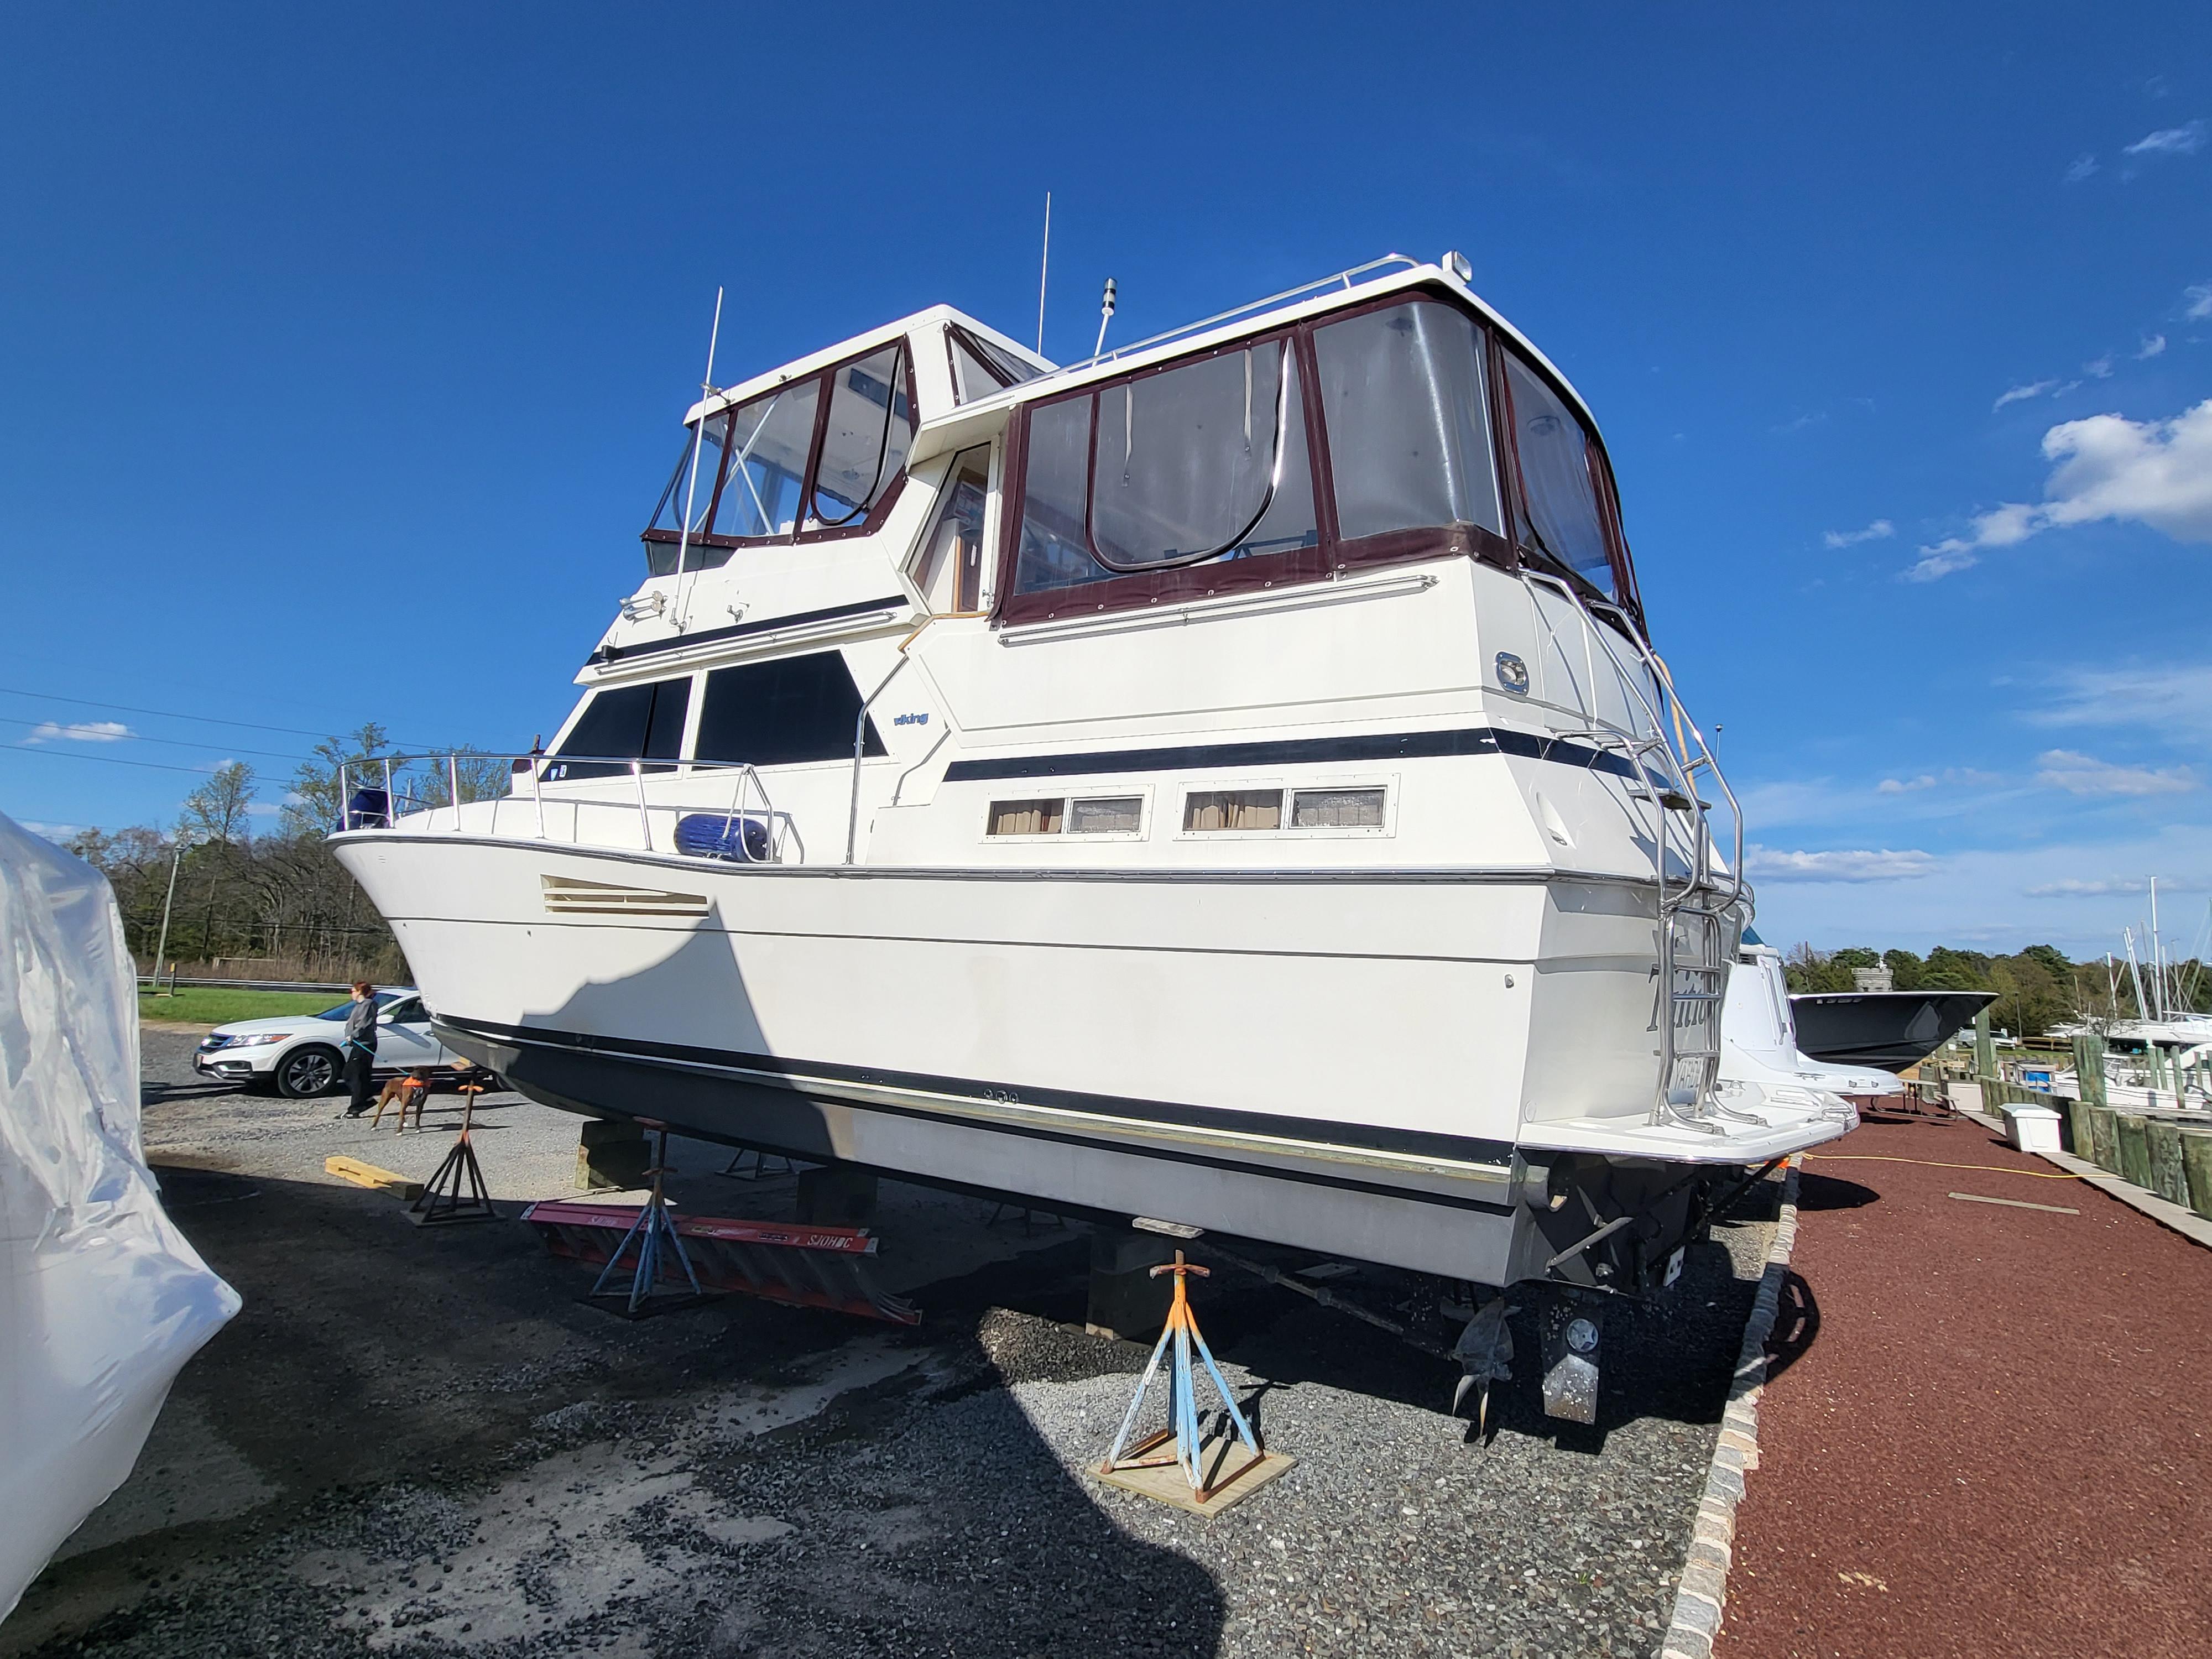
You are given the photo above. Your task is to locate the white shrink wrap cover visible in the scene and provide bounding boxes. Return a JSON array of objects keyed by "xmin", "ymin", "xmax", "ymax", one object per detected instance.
[{"xmin": 0, "ymin": 813, "xmax": 240, "ymax": 1620}]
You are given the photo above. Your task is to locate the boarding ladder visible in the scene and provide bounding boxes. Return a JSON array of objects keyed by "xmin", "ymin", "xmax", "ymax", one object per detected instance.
[{"xmin": 1517, "ymin": 571, "xmax": 1747, "ymax": 1134}]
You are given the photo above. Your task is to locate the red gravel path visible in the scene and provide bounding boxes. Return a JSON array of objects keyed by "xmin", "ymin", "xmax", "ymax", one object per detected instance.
[{"xmin": 1717, "ymin": 1112, "xmax": 2212, "ymax": 1659}]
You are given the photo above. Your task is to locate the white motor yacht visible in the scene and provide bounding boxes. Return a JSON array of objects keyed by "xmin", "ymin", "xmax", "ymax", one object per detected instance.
[{"xmin": 332, "ymin": 255, "xmax": 1853, "ymax": 1388}]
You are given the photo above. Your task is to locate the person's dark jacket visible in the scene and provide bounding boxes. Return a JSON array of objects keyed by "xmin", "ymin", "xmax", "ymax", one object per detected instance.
[{"xmin": 343, "ymin": 997, "xmax": 379, "ymax": 1056}]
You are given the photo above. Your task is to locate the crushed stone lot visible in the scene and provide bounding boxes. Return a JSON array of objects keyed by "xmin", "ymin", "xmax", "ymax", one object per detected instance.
[{"xmin": 3, "ymin": 1029, "xmax": 1780, "ymax": 1658}]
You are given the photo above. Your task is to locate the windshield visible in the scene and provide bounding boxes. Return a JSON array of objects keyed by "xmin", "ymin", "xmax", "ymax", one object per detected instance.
[{"xmin": 314, "ymin": 992, "xmax": 399, "ymax": 1020}]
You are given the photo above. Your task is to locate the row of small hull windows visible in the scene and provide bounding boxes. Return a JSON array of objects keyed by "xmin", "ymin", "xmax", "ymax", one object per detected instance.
[{"xmin": 987, "ymin": 786, "xmax": 1385, "ymax": 838}]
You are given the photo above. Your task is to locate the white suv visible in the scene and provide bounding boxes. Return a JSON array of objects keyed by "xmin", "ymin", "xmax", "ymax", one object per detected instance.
[{"xmin": 193, "ymin": 989, "xmax": 459, "ymax": 1098}]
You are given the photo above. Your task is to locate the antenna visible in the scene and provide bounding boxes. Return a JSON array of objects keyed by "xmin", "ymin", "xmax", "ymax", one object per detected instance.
[
  {"xmin": 1036, "ymin": 192, "xmax": 1052, "ymax": 356},
  {"xmin": 1093, "ymin": 278, "xmax": 1117, "ymax": 359},
  {"xmin": 672, "ymin": 286, "xmax": 725, "ymax": 630}
]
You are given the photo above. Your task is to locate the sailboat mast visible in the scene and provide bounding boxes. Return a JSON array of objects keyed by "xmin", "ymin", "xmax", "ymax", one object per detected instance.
[{"xmin": 2150, "ymin": 876, "xmax": 2164, "ymax": 1021}]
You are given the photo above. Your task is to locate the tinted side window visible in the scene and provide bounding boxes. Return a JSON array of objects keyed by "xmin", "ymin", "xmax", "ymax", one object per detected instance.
[
  {"xmin": 546, "ymin": 678, "xmax": 690, "ymax": 779},
  {"xmin": 694, "ymin": 652, "xmax": 887, "ymax": 767},
  {"xmin": 549, "ymin": 682, "xmax": 687, "ymax": 778}
]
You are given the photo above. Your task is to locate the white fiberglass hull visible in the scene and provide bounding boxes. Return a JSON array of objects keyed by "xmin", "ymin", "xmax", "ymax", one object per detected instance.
[{"xmin": 336, "ymin": 833, "xmax": 1850, "ymax": 1286}]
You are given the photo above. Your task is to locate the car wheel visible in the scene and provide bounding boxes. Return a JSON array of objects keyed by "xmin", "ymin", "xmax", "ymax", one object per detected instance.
[{"xmin": 275, "ymin": 1045, "xmax": 341, "ymax": 1099}]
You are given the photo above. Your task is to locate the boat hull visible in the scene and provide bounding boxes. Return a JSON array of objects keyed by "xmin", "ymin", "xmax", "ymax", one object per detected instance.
[
  {"xmin": 336, "ymin": 832, "xmax": 1845, "ymax": 1284},
  {"xmin": 1790, "ymin": 990, "xmax": 1998, "ymax": 1073}
]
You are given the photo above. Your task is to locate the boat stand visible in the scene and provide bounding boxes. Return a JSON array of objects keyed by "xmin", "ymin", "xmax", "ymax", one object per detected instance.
[
  {"xmin": 718, "ymin": 1146, "xmax": 797, "ymax": 1181},
  {"xmin": 1097, "ymin": 1251, "xmax": 1291, "ymax": 1512},
  {"xmin": 409, "ymin": 1079, "xmax": 498, "ymax": 1226},
  {"xmin": 587, "ymin": 1125, "xmax": 709, "ymax": 1318}
]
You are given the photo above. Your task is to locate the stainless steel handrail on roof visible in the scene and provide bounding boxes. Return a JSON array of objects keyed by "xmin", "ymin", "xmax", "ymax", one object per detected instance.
[{"xmin": 1047, "ymin": 254, "xmax": 1421, "ymax": 379}]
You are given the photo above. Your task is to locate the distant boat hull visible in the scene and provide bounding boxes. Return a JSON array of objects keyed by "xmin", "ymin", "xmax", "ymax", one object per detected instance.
[{"xmin": 1788, "ymin": 989, "xmax": 1998, "ymax": 1073}]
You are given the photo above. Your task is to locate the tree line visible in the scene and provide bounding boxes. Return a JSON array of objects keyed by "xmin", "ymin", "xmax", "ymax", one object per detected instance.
[
  {"xmin": 64, "ymin": 726, "xmax": 505, "ymax": 983},
  {"xmin": 1783, "ymin": 941, "xmax": 2210, "ymax": 1037}
]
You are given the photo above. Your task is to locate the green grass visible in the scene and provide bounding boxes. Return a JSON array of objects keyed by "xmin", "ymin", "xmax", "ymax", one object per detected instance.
[{"xmin": 139, "ymin": 987, "xmax": 343, "ymax": 1028}]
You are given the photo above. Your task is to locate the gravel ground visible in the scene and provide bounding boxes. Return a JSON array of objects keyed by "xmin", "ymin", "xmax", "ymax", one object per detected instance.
[{"xmin": 3, "ymin": 1030, "xmax": 1778, "ymax": 1659}]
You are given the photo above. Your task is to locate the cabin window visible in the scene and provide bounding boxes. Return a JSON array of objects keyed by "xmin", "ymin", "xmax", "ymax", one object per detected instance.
[
  {"xmin": 1183, "ymin": 789, "xmax": 1282, "ymax": 832},
  {"xmin": 1009, "ymin": 337, "xmax": 1319, "ymax": 604},
  {"xmin": 1312, "ymin": 300, "xmax": 1503, "ymax": 547},
  {"xmin": 1069, "ymin": 795, "xmax": 1142, "ymax": 833},
  {"xmin": 807, "ymin": 343, "xmax": 915, "ymax": 530},
  {"xmin": 985, "ymin": 794, "xmax": 1145, "ymax": 836},
  {"xmin": 947, "ymin": 324, "xmax": 1044, "ymax": 404},
  {"xmin": 912, "ymin": 446, "xmax": 992, "ymax": 613},
  {"xmin": 1291, "ymin": 787, "xmax": 1386, "ymax": 829},
  {"xmin": 544, "ymin": 676, "xmax": 692, "ymax": 780},
  {"xmin": 1501, "ymin": 355, "xmax": 1615, "ymax": 601},
  {"xmin": 692, "ymin": 651, "xmax": 885, "ymax": 768},
  {"xmin": 987, "ymin": 799, "xmax": 1064, "ymax": 836}
]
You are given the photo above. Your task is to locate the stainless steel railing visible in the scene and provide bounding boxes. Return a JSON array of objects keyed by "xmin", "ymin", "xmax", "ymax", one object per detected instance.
[
  {"xmin": 335, "ymin": 753, "xmax": 801, "ymax": 862},
  {"xmin": 1515, "ymin": 569, "xmax": 1748, "ymax": 1129}
]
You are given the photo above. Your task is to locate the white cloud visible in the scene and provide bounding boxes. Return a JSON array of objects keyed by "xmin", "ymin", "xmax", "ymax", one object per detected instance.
[
  {"xmin": 1908, "ymin": 398, "xmax": 2212, "ymax": 578},
  {"xmin": 19, "ymin": 821, "xmax": 86, "ymax": 841},
  {"xmin": 2064, "ymin": 153, "xmax": 2099, "ymax": 182},
  {"xmin": 246, "ymin": 802, "xmax": 281, "ymax": 817},
  {"xmin": 2083, "ymin": 354, "xmax": 2113, "ymax": 379},
  {"xmin": 2034, "ymin": 749, "xmax": 2198, "ymax": 796},
  {"xmin": 1993, "ymin": 379, "xmax": 2058, "ymax": 411},
  {"xmin": 24, "ymin": 719, "xmax": 132, "ymax": 744},
  {"xmin": 2186, "ymin": 283, "xmax": 2212, "ymax": 322},
  {"xmin": 1822, "ymin": 519, "xmax": 1894, "ymax": 549},
  {"xmin": 2124, "ymin": 120, "xmax": 2206, "ymax": 157},
  {"xmin": 1746, "ymin": 845, "xmax": 1938, "ymax": 883},
  {"xmin": 2027, "ymin": 877, "xmax": 2143, "ymax": 898},
  {"xmin": 2031, "ymin": 662, "xmax": 2212, "ymax": 745},
  {"xmin": 1875, "ymin": 766, "xmax": 2003, "ymax": 796},
  {"xmin": 2138, "ymin": 334, "xmax": 2167, "ymax": 359}
]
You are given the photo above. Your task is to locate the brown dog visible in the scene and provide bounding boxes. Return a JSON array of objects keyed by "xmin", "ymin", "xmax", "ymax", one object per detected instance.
[{"xmin": 371, "ymin": 1071, "xmax": 429, "ymax": 1132}]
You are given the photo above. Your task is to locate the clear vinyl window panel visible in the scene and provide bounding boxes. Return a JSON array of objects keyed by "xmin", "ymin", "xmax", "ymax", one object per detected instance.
[
  {"xmin": 807, "ymin": 343, "xmax": 914, "ymax": 530},
  {"xmin": 1011, "ymin": 341, "xmax": 1317, "ymax": 598},
  {"xmin": 1312, "ymin": 300, "xmax": 1503, "ymax": 544},
  {"xmin": 948, "ymin": 324, "xmax": 1044, "ymax": 404},
  {"xmin": 1502, "ymin": 354, "xmax": 1615, "ymax": 599}
]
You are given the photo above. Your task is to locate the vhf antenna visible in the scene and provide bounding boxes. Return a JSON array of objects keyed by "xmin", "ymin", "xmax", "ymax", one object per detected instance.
[
  {"xmin": 1035, "ymin": 192, "xmax": 1052, "ymax": 355},
  {"xmin": 1093, "ymin": 278, "xmax": 1118, "ymax": 359},
  {"xmin": 672, "ymin": 286, "xmax": 726, "ymax": 630}
]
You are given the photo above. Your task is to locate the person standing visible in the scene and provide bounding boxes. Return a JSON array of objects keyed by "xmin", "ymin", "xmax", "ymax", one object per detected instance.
[{"xmin": 341, "ymin": 981, "xmax": 379, "ymax": 1118}]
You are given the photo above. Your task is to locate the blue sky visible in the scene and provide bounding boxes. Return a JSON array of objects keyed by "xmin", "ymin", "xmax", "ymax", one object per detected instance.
[{"xmin": 2, "ymin": 3, "xmax": 2207, "ymax": 959}]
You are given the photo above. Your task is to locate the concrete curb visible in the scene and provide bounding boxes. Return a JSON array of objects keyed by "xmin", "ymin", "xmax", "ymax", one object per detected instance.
[{"xmin": 1656, "ymin": 1160, "xmax": 1801, "ymax": 1659}]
